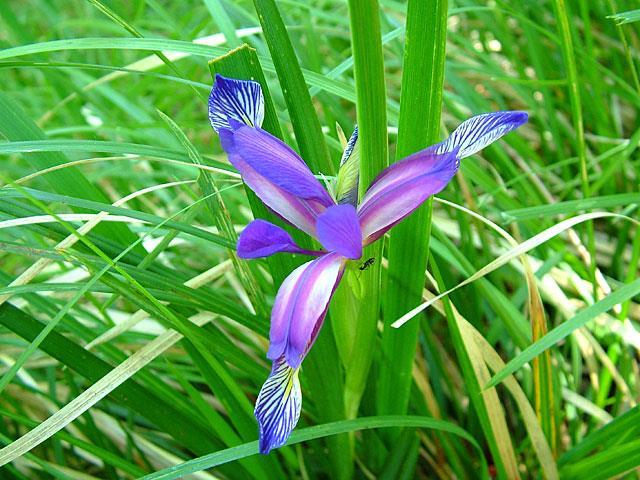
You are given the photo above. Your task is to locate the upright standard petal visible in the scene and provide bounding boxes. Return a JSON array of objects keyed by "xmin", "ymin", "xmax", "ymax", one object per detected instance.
[
  {"xmin": 220, "ymin": 124, "xmax": 334, "ymax": 206},
  {"xmin": 237, "ymin": 219, "xmax": 321, "ymax": 258},
  {"xmin": 254, "ymin": 356, "xmax": 302, "ymax": 454},
  {"xmin": 335, "ymin": 126, "xmax": 360, "ymax": 206},
  {"xmin": 432, "ymin": 111, "xmax": 528, "ymax": 159},
  {"xmin": 208, "ymin": 74, "xmax": 264, "ymax": 132},
  {"xmin": 316, "ymin": 204, "xmax": 362, "ymax": 259},
  {"xmin": 268, "ymin": 253, "xmax": 346, "ymax": 368},
  {"xmin": 358, "ymin": 149, "xmax": 459, "ymax": 244}
]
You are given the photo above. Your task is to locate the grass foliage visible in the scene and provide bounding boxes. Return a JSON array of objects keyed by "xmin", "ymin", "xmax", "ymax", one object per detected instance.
[{"xmin": 0, "ymin": 0, "xmax": 639, "ymax": 478}]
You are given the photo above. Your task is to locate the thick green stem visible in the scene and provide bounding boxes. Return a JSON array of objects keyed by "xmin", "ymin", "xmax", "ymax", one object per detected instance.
[{"xmin": 344, "ymin": 0, "xmax": 388, "ymax": 419}]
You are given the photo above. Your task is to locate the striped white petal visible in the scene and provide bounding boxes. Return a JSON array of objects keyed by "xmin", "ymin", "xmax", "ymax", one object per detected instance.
[
  {"xmin": 432, "ymin": 111, "xmax": 528, "ymax": 159},
  {"xmin": 208, "ymin": 74, "xmax": 265, "ymax": 132},
  {"xmin": 254, "ymin": 356, "xmax": 302, "ymax": 454}
]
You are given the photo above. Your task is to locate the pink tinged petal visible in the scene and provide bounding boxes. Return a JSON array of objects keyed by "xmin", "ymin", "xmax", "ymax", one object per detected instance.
[
  {"xmin": 218, "ymin": 138, "xmax": 319, "ymax": 237},
  {"xmin": 208, "ymin": 74, "xmax": 265, "ymax": 132},
  {"xmin": 268, "ymin": 253, "xmax": 346, "ymax": 368},
  {"xmin": 237, "ymin": 220, "xmax": 322, "ymax": 258},
  {"xmin": 220, "ymin": 124, "xmax": 334, "ymax": 207},
  {"xmin": 358, "ymin": 149, "xmax": 460, "ymax": 244},
  {"xmin": 316, "ymin": 204, "xmax": 362, "ymax": 259},
  {"xmin": 432, "ymin": 111, "xmax": 528, "ymax": 159},
  {"xmin": 254, "ymin": 356, "xmax": 302, "ymax": 454}
]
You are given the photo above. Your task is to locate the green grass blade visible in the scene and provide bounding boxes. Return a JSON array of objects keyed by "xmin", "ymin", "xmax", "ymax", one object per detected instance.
[
  {"xmin": 558, "ymin": 405, "xmax": 640, "ymax": 465},
  {"xmin": 252, "ymin": 0, "xmax": 333, "ymax": 174},
  {"xmin": 560, "ymin": 440, "xmax": 640, "ymax": 480},
  {"xmin": 0, "ymin": 37, "xmax": 358, "ymax": 104},
  {"xmin": 203, "ymin": 0, "xmax": 242, "ymax": 47},
  {"xmin": 157, "ymin": 109, "xmax": 268, "ymax": 318},
  {"xmin": 429, "ymin": 254, "xmax": 520, "ymax": 479},
  {"xmin": 551, "ymin": 0, "xmax": 596, "ymax": 298},
  {"xmin": 608, "ymin": 9, "xmax": 640, "ymax": 25},
  {"xmin": 343, "ymin": 0, "xmax": 388, "ymax": 423},
  {"xmin": 141, "ymin": 416, "xmax": 489, "ymax": 480},
  {"xmin": 378, "ymin": 0, "xmax": 448, "ymax": 422},
  {"xmin": 0, "ymin": 92, "xmax": 145, "ymax": 258},
  {"xmin": 0, "ymin": 304, "xmax": 218, "ymax": 458},
  {"xmin": 486, "ymin": 277, "xmax": 640, "ymax": 389}
]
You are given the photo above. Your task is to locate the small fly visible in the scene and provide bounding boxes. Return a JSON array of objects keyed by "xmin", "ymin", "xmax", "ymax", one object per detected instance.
[{"xmin": 359, "ymin": 257, "xmax": 376, "ymax": 271}]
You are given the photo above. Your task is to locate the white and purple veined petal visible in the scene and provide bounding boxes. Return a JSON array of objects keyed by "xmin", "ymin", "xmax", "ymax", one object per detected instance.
[
  {"xmin": 220, "ymin": 124, "xmax": 335, "ymax": 208},
  {"xmin": 237, "ymin": 219, "xmax": 322, "ymax": 259},
  {"xmin": 431, "ymin": 111, "xmax": 528, "ymax": 159},
  {"xmin": 208, "ymin": 74, "xmax": 264, "ymax": 132},
  {"xmin": 254, "ymin": 356, "xmax": 302, "ymax": 454},
  {"xmin": 316, "ymin": 204, "xmax": 362, "ymax": 260},
  {"xmin": 268, "ymin": 252, "xmax": 346, "ymax": 369},
  {"xmin": 357, "ymin": 149, "xmax": 459, "ymax": 244}
]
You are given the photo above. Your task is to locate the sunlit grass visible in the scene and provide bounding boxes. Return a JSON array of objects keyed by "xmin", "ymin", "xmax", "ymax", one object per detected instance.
[{"xmin": 0, "ymin": 1, "xmax": 639, "ymax": 479}]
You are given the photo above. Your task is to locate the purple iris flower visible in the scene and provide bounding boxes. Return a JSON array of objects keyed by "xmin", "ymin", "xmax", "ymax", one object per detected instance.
[{"xmin": 208, "ymin": 74, "xmax": 528, "ymax": 454}]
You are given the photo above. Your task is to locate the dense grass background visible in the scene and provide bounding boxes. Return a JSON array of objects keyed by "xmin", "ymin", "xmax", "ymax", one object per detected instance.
[{"xmin": 0, "ymin": 0, "xmax": 639, "ymax": 478}]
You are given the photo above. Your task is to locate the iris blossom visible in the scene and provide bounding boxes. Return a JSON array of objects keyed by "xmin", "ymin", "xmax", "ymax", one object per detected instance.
[{"xmin": 208, "ymin": 74, "xmax": 527, "ymax": 454}]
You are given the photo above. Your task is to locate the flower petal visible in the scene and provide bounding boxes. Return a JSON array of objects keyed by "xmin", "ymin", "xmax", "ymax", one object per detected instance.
[
  {"xmin": 432, "ymin": 111, "xmax": 528, "ymax": 159},
  {"xmin": 237, "ymin": 219, "xmax": 321, "ymax": 258},
  {"xmin": 335, "ymin": 126, "xmax": 360, "ymax": 206},
  {"xmin": 208, "ymin": 74, "xmax": 264, "ymax": 132},
  {"xmin": 255, "ymin": 356, "xmax": 302, "ymax": 454},
  {"xmin": 218, "ymin": 140, "xmax": 319, "ymax": 237},
  {"xmin": 268, "ymin": 253, "xmax": 346, "ymax": 368},
  {"xmin": 220, "ymin": 125, "xmax": 334, "ymax": 206},
  {"xmin": 316, "ymin": 204, "xmax": 362, "ymax": 259},
  {"xmin": 357, "ymin": 149, "xmax": 459, "ymax": 244}
]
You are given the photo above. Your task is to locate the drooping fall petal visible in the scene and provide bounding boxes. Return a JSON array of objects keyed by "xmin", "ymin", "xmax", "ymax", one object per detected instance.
[
  {"xmin": 316, "ymin": 204, "xmax": 362, "ymax": 260},
  {"xmin": 254, "ymin": 356, "xmax": 302, "ymax": 454},
  {"xmin": 237, "ymin": 219, "xmax": 321, "ymax": 258},
  {"xmin": 431, "ymin": 111, "xmax": 528, "ymax": 159},
  {"xmin": 218, "ymin": 148, "xmax": 320, "ymax": 237},
  {"xmin": 357, "ymin": 149, "xmax": 459, "ymax": 244},
  {"xmin": 358, "ymin": 111, "xmax": 528, "ymax": 244},
  {"xmin": 267, "ymin": 252, "xmax": 346, "ymax": 369},
  {"xmin": 220, "ymin": 124, "xmax": 335, "ymax": 206},
  {"xmin": 208, "ymin": 74, "xmax": 265, "ymax": 132}
]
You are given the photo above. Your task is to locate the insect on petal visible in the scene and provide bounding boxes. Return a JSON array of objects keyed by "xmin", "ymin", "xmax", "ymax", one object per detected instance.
[
  {"xmin": 237, "ymin": 220, "xmax": 322, "ymax": 258},
  {"xmin": 432, "ymin": 111, "xmax": 528, "ymax": 159},
  {"xmin": 208, "ymin": 74, "xmax": 264, "ymax": 132},
  {"xmin": 255, "ymin": 356, "xmax": 302, "ymax": 454},
  {"xmin": 268, "ymin": 253, "xmax": 346, "ymax": 368}
]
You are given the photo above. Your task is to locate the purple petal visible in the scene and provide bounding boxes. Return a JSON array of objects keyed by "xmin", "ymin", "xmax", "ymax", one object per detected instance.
[
  {"xmin": 208, "ymin": 74, "xmax": 264, "ymax": 132},
  {"xmin": 218, "ymin": 136, "xmax": 320, "ymax": 237},
  {"xmin": 432, "ymin": 111, "xmax": 528, "ymax": 159},
  {"xmin": 357, "ymin": 149, "xmax": 459, "ymax": 244},
  {"xmin": 316, "ymin": 204, "xmax": 362, "ymax": 259},
  {"xmin": 220, "ymin": 125, "xmax": 334, "ymax": 206},
  {"xmin": 237, "ymin": 220, "xmax": 321, "ymax": 258},
  {"xmin": 255, "ymin": 356, "xmax": 302, "ymax": 454},
  {"xmin": 268, "ymin": 253, "xmax": 346, "ymax": 368}
]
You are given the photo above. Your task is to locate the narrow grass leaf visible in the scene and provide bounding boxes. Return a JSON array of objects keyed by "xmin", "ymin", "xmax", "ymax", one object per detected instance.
[{"xmin": 141, "ymin": 416, "xmax": 489, "ymax": 480}]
